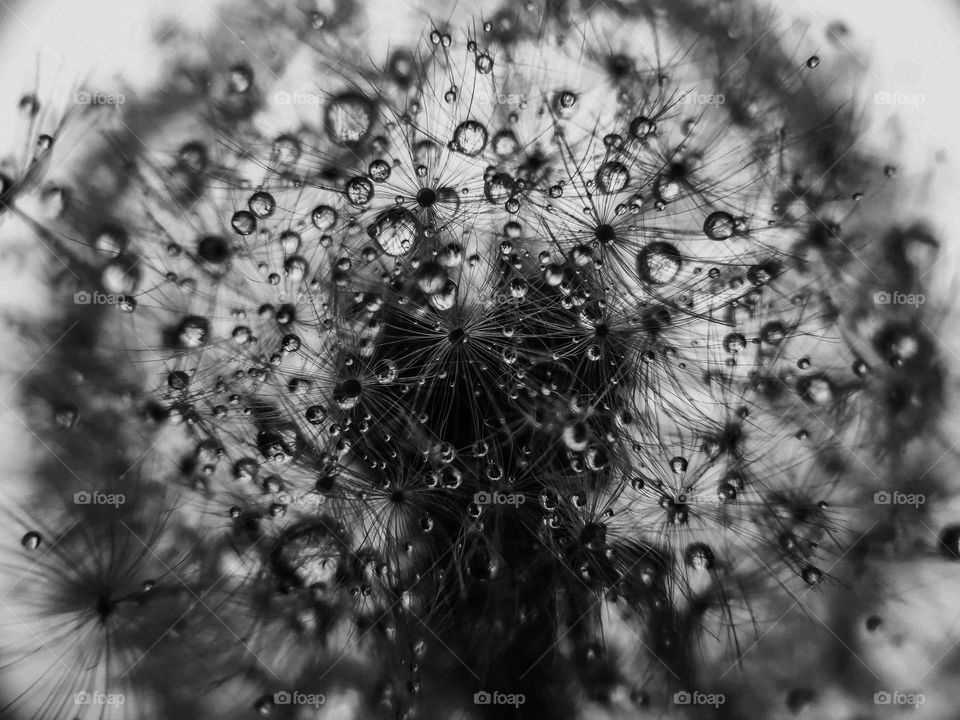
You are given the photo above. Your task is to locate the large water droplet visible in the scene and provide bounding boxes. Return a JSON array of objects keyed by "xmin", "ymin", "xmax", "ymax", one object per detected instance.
[
  {"xmin": 368, "ymin": 208, "xmax": 420, "ymax": 256},
  {"xmin": 454, "ymin": 120, "xmax": 488, "ymax": 156},
  {"xmin": 637, "ymin": 242, "xmax": 681, "ymax": 284},
  {"xmin": 176, "ymin": 316, "xmax": 210, "ymax": 348},
  {"xmin": 595, "ymin": 161, "xmax": 629, "ymax": 193},
  {"xmin": 703, "ymin": 211, "xmax": 735, "ymax": 240},
  {"xmin": 248, "ymin": 191, "xmax": 276, "ymax": 218},
  {"xmin": 345, "ymin": 177, "xmax": 374, "ymax": 206},
  {"xmin": 231, "ymin": 210, "xmax": 256, "ymax": 235},
  {"xmin": 325, "ymin": 93, "xmax": 374, "ymax": 146},
  {"xmin": 311, "ymin": 205, "xmax": 338, "ymax": 232},
  {"xmin": 484, "ymin": 173, "xmax": 514, "ymax": 204}
]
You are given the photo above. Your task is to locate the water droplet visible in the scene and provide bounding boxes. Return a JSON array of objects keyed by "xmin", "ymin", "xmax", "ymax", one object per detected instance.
[
  {"xmin": 595, "ymin": 161, "xmax": 629, "ymax": 193},
  {"xmin": 375, "ymin": 360, "xmax": 398, "ymax": 383},
  {"xmin": 806, "ymin": 55, "xmax": 820, "ymax": 68},
  {"xmin": 102, "ymin": 257, "xmax": 140, "ymax": 294},
  {"xmin": 797, "ymin": 375, "xmax": 834, "ymax": 405},
  {"xmin": 637, "ymin": 242, "xmax": 681, "ymax": 284},
  {"xmin": 311, "ymin": 205, "xmax": 338, "ymax": 232},
  {"xmin": 484, "ymin": 173, "xmax": 514, "ymax": 204},
  {"xmin": 345, "ymin": 176, "xmax": 374, "ymax": 206},
  {"xmin": 334, "ymin": 378, "xmax": 363, "ymax": 409},
  {"xmin": 272, "ymin": 135, "xmax": 301, "ymax": 166},
  {"xmin": 231, "ymin": 210, "xmax": 256, "ymax": 235},
  {"xmin": 491, "ymin": 130, "xmax": 520, "ymax": 157},
  {"xmin": 54, "ymin": 404, "xmax": 78, "ymax": 428},
  {"xmin": 272, "ymin": 520, "xmax": 342, "ymax": 589},
  {"xmin": 653, "ymin": 173, "xmax": 682, "ymax": 204},
  {"xmin": 92, "ymin": 226, "xmax": 127, "ymax": 257},
  {"xmin": 284, "ymin": 256, "xmax": 309, "ymax": 281},
  {"xmin": 177, "ymin": 316, "xmax": 210, "ymax": 348},
  {"xmin": 554, "ymin": 90, "xmax": 577, "ymax": 113},
  {"xmin": 369, "ymin": 159, "xmax": 391, "ymax": 182},
  {"xmin": 453, "ymin": 120, "xmax": 488, "ymax": 155},
  {"xmin": 543, "ymin": 264, "xmax": 564, "ymax": 286},
  {"xmin": 248, "ymin": 191, "xmax": 276, "ymax": 218},
  {"xmin": 723, "ymin": 333, "xmax": 746, "ymax": 352},
  {"xmin": 197, "ymin": 235, "xmax": 231, "ymax": 265},
  {"xmin": 585, "ymin": 445, "xmax": 608, "ymax": 469},
  {"xmin": 325, "ymin": 93, "xmax": 374, "ymax": 146},
  {"xmin": 717, "ymin": 482, "xmax": 737, "ymax": 503},
  {"xmin": 760, "ymin": 321, "xmax": 786, "ymax": 345},
  {"xmin": 21, "ymin": 531, "xmax": 41, "ymax": 549},
  {"xmin": 228, "ymin": 63, "xmax": 254, "ymax": 93},
  {"xmin": 428, "ymin": 280, "xmax": 458, "ymax": 310},
  {"xmin": 368, "ymin": 207, "xmax": 420, "ymax": 256},
  {"xmin": 629, "ymin": 116, "xmax": 655, "ymax": 140},
  {"xmin": 475, "ymin": 54, "xmax": 494, "ymax": 74},
  {"xmin": 562, "ymin": 421, "xmax": 588, "ymax": 452},
  {"xmin": 388, "ymin": 48, "xmax": 415, "ymax": 85},
  {"xmin": 703, "ymin": 211, "xmax": 736, "ymax": 240},
  {"xmin": 305, "ymin": 405, "xmax": 327, "ymax": 424},
  {"xmin": 415, "ymin": 261, "xmax": 448, "ymax": 294},
  {"xmin": 278, "ymin": 230, "xmax": 300, "ymax": 253},
  {"xmin": 684, "ymin": 543, "xmax": 714, "ymax": 569},
  {"xmin": 178, "ymin": 141, "xmax": 207, "ymax": 172},
  {"xmin": 232, "ymin": 325, "xmax": 251, "ymax": 344},
  {"xmin": 438, "ymin": 242, "xmax": 464, "ymax": 266}
]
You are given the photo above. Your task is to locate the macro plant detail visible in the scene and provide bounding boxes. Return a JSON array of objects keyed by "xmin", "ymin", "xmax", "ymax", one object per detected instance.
[{"xmin": 0, "ymin": 0, "xmax": 957, "ymax": 718}]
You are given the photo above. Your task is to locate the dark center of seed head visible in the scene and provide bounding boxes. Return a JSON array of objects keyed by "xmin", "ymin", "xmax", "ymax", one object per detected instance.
[
  {"xmin": 417, "ymin": 188, "xmax": 437, "ymax": 208},
  {"xmin": 342, "ymin": 378, "xmax": 362, "ymax": 397},
  {"xmin": 96, "ymin": 595, "xmax": 114, "ymax": 621},
  {"xmin": 594, "ymin": 224, "xmax": 616, "ymax": 244},
  {"xmin": 594, "ymin": 323, "xmax": 609, "ymax": 337},
  {"xmin": 448, "ymin": 327, "xmax": 467, "ymax": 344}
]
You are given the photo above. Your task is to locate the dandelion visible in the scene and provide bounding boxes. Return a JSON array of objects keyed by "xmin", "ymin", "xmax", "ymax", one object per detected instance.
[{"xmin": 0, "ymin": 0, "xmax": 956, "ymax": 718}]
